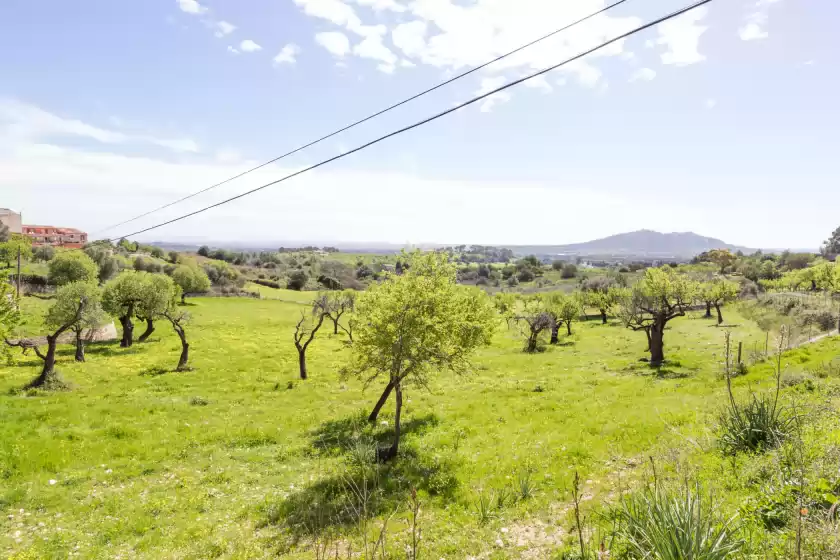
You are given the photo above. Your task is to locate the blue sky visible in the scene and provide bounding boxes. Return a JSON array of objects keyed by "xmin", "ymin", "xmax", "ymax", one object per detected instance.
[{"xmin": 0, "ymin": 0, "xmax": 835, "ymax": 249}]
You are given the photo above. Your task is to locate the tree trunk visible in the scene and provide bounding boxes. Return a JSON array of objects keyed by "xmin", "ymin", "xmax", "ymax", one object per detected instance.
[
  {"xmin": 298, "ymin": 350, "xmax": 307, "ymax": 380},
  {"xmin": 715, "ymin": 304, "xmax": 723, "ymax": 325},
  {"xmin": 527, "ymin": 332, "xmax": 538, "ymax": 352},
  {"xmin": 705, "ymin": 302, "xmax": 712, "ymax": 318},
  {"xmin": 550, "ymin": 324, "xmax": 559, "ymax": 344},
  {"xmin": 649, "ymin": 319, "xmax": 666, "ymax": 366},
  {"xmin": 177, "ymin": 340, "xmax": 189, "ymax": 371},
  {"xmin": 74, "ymin": 330, "xmax": 85, "ymax": 363},
  {"xmin": 181, "ymin": 293, "xmax": 186, "ymax": 305},
  {"xmin": 600, "ymin": 310, "xmax": 608, "ymax": 324},
  {"xmin": 138, "ymin": 318, "xmax": 155, "ymax": 342},
  {"xmin": 645, "ymin": 327, "xmax": 652, "ymax": 351},
  {"xmin": 119, "ymin": 314, "xmax": 134, "ymax": 348},
  {"xmin": 29, "ymin": 336, "xmax": 59, "ymax": 388},
  {"xmin": 381, "ymin": 380, "xmax": 403, "ymax": 462},
  {"xmin": 368, "ymin": 380, "xmax": 395, "ymax": 423},
  {"xmin": 566, "ymin": 321, "xmax": 572, "ymax": 336},
  {"xmin": 333, "ymin": 319, "xmax": 339, "ymax": 335}
]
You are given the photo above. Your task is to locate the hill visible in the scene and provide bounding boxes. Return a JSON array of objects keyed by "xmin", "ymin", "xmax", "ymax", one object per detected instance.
[{"xmin": 508, "ymin": 230, "xmax": 752, "ymax": 260}]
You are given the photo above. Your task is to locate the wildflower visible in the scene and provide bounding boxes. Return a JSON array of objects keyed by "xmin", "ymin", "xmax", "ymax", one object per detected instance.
[
  {"xmin": 800, "ymin": 507, "xmax": 809, "ymax": 517},
  {"xmin": 49, "ymin": 479, "xmax": 57, "ymax": 485}
]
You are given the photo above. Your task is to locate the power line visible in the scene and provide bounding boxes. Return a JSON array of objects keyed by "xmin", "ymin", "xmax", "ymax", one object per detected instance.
[
  {"xmin": 105, "ymin": 0, "xmax": 713, "ymax": 242},
  {"xmin": 93, "ymin": 0, "xmax": 631, "ymax": 236}
]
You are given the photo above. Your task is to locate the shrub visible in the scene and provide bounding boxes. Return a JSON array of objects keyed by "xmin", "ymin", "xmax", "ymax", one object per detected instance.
[
  {"xmin": 551, "ymin": 260, "xmax": 565, "ymax": 271},
  {"xmin": 287, "ymin": 270, "xmax": 308, "ymax": 291},
  {"xmin": 253, "ymin": 279, "xmax": 281, "ymax": 289},
  {"xmin": 517, "ymin": 269, "xmax": 535, "ymax": 283},
  {"xmin": 506, "ymin": 275, "xmax": 519, "ymax": 287},
  {"xmin": 719, "ymin": 393, "xmax": 793, "ymax": 455},
  {"xmin": 48, "ymin": 251, "xmax": 99, "ymax": 286},
  {"xmin": 561, "ymin": 263, "xmax": 578, "ymax": 279},
  {"xmin": 615, "ymin": 482, "xmax": 744, "ymax": 560},
  {"xmin": 317, "ymin": 275, "xmax": 342, "ymax": 290},
  {"xmin": 32, "ymin": 246, "xmax": 55, "ymax": 262}
]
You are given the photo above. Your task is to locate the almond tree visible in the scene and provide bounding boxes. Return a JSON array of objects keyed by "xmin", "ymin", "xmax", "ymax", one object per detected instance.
[
  {"xmin": 814, "ymin": 260, "xmax": 840, "ymax": 332},
  {"xmin": 619, "ymin": 267, "xmax": 697, "ymax": 366},
  {"xmin": 347, "ymin": 251, "xmax": 496, "ymax": 461},
  {"xmin": 46, "ymin": 281, "xmax": 107, "ymax": 362},
  {"xmin": 6, "ymin": 287, "xmax": 87, "ymax": 389},
  {"xmin": 102, "ymin": 271, "xmax": 149, "ymax": 347},
  {"xmin": 162, "ymin": 294, "xmax": 192, "ymax": 371},
  {"xmin": 545, "ymin": 292, "xmax": 583, "ymax": 338},
  {"xmin": 313, "ymin": 290, "xmax": 356, "ymax": 335},
  {"xmin": 136, "ymin": 274, "xmax": 177, "ymax": 342},
  {"xmin": 514, "ymin": 296, "xmax": 554, "ymax": 351},
  {"xmin": 293, "ymin": 308, "xmax": 325, "ymax": 380},
  {"xmin": 699, "ymin": 279, "xmax": 740, "ymax": 325}
]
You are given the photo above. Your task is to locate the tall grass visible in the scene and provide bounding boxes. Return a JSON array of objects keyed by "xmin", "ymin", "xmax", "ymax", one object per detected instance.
[{"xmin": 615, "ymin": 482, "xmax": 744, "ymax": 560}]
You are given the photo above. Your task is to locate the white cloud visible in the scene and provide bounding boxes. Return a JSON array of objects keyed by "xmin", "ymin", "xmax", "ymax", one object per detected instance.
[
  {"xmin": 352, "ymin": 0, "xmax": 405, "ymax": 12},
  {"xmin": 629, "ymin": 67, "xmax": 656, "ymax": 82},
  {"xmin": 705, "ymin": 98, "xmax": 717, "ymax": 109},
  {"xmin": 738, "ymin": 23, "xmax": 766, "ymax": 41},
  {"xmin": 656, "ymin": 6, "xmax": 708, "ymax": 66},
  {"xmin": 739, "ymin": 0, "xmax": 781, "ymax": 42},
  {"xmin": 475, "ymin": 77, "xmax": 512, "ymax": 113},
  {"xmin": 293, "ymin": 0, "xmax": 641, "ymax": 90},
  {"xmin": 293, "ymin": 0, "xmax": 361, "ymax": 29},
  {"xmin": 274, "ymin": 44, "xmax": 301, "ymax": 65},
  {"xmin": 176, "ymin": 0, "xmax": 207, "ymax": 15},
  {"xmin": 392, "ymin": 21, "xmax": 427, "ymax": 59},
  {"xmin": 209, "ymin": 20, "xmax": 237, "ymax": 38},
  {"xmin": 315, "ymin": 31, "xmax": 351, "ymax": 57},
  {"xmin": 522, "ymin": 75, "xmax": 552, "ymax": 93},
  {"xmin": 353, "ymin": 31, "xmax": 398, "ymax": 73},
  {"xmin": 1, "ymin": 137, "xmax": 644, "ymax": 246},
  {"xmin": 227, "ymin": 46, "xmax": 240, "ymax": 55},
  {"xmin": 0, "ymin": 99, "xmax": 199, "ymax": 153},
  {"xmin": 239, "ymin": 39, "xmax": 263, "ymax": 53}
]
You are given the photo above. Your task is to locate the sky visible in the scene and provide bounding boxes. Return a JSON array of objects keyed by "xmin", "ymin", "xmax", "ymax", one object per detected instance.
[{"xmin": 0, "ymin": 0, "xmax": 836, "ymax": 249}]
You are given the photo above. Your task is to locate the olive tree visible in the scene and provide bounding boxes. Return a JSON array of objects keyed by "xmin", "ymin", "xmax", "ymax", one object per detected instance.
[
  {"xmin": 171, "ymin": 264, "xmax": 211, "ymax": 303},
  {"xmin": 493, "ymin": 292, "xmax": 517, "ymax": 329},
  {"xmin": 6, "ymin": 288, "xmax": 87, "ymax": 389},
  {"xmin": 821, "ymin": 226, "xmax": 840, "ymax": 257},
  {"xmin": 581, "ymin": 277, "xmax": 625, "ymax": 324},
  {"xmin": 48, "ymin": 250, "xmax": 99, "ymax": 286},
  {"xmin": 699, "ymin": 279, "xmax": 740, "ymax": 325},
  {"xmin": 514, "ymin": 296, "xmax": 553, "ymax": 352},
  {"xmin": 136, "ymin": 274, "xmax": 178, "ymax": 342},
  {"xmin": 545, "ymin": 292, "xmax": 583, "ymax": 339},
  {"xmin": 46, "ymin": 282, "xmax": 107, "ymax": 362},
  {"xmin": 347, "ymin": 251, "xmax": 496, "ymax": 461},
  {"xmin": 102, "ymin": 271, "xmax": 149, "ymax": 347},
  {"xmin": 619, "ymin": 267, "xmax": 697, "ymax": 366}
]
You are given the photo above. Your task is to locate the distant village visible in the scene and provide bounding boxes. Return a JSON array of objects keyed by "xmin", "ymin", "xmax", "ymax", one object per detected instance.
[{"xmin": 0, "ymin": 208, "xmax": 88, "ymax": 248}]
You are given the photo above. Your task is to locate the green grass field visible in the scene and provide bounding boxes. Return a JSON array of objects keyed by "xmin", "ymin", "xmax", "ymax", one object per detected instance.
[{"xmin": 2, "ymin": 296, "xmax": 839, "ymax": 558}]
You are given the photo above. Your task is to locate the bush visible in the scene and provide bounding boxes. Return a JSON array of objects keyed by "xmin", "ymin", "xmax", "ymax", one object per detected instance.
[
  {"xmin": 551, "ymin": 260, "xmax": 565, "ymax": 271},
  {"xmin": 317, "ymin": 275, "xmax": 342, "ymax": 290},
  {"xmin": 197, "ymin": 246, "xmax": 210, "ymax": 257},
  {"xmin": 517, "ymin": 269, "xmax": 535, "ymax": 283},
  {"xmin": 287, "ymin": 270, "xmax": 308, "ymax": 291},
  {"xmin": 253, "ymin": 278, "xmax": 281, "ymax": 289},
  {"xmin": 507, "ymin": 275, "xmax": 519, "ymax": 287},
  {"xmin": 32, "ymin": 245, "xmax": 55, "ymax": 262},
  {"xmin": 561, "ymin": 263, "xmax": 578, "ymax": 279},
  {"xmin": 719, "ymin": 393, "xmax": 793, "ymax": 455},
  {"xmin": 48, "ymin": 251, "xmax": 99, "ymax": 286},
  {"xmin": 615, "ymin": 482, "xmax": 744, "ymax": 560}
]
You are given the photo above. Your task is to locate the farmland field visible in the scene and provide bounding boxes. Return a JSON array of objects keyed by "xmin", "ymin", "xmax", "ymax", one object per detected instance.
[{"xmin": 2, "ymin": 296, "xmax": 839, "ymax": 558}]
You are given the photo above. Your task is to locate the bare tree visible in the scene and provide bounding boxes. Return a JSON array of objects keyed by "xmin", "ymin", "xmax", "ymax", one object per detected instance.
[
  {"xmin": 313, "ymin": 290, "xmax": 356, "ymax": 335},
  {"xmin": 293, "ymin": 310, "xmax": 325, "ymax": 380}
]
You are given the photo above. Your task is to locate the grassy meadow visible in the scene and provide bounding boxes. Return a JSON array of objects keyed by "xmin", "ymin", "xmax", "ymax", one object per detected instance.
[{"xmin": 2, "ymin": 295, "xmax": 840, "ymax": 558}]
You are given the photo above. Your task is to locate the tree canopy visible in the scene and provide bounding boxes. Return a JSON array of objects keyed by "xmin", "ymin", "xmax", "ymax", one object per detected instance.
[
  {"xmin": 171, "ymin": 264, "xmax": 211, "ymax": 303},
  {"xmin": 822, "ymin": 226, "xmax": 840, "ymax": 256},
  {"xmin": 48, "ymin": 250, "xmax": 99, "ymax": 286},
  {"xmin": 347, "ymin": 251, "xmax": 496, "ymax": 460},
  {"xmin": 0, "ymin": 234, "xmax": 33, "ymax": 268}
]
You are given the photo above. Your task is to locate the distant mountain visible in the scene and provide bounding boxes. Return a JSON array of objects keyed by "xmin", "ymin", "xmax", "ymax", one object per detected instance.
[{"xmin": 507, "ymin": 230, "xmax": 753, "ymax": 260}]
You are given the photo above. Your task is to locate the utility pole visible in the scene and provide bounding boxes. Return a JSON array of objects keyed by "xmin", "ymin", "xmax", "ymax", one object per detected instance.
[{"xmin": 16, "ymin": 246, "xmax": 21, "ymax": 298}]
